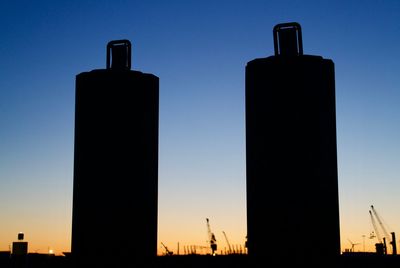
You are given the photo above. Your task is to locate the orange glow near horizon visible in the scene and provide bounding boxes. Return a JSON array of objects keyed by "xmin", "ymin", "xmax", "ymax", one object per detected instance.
[
  {"xmin": 0, "ymin": 222, "xmax": 397, "ymax": 256},
  {"xmin": 1, "ymin": 197, "xmax": 398, "ymax": 256}
]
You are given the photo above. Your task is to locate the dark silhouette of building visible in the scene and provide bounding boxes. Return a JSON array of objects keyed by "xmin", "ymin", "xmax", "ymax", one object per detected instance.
[
  {"xmin": 12, "ymin": 232, "xmax": 28, "ymax": 256},
  {"xmin": 72, "ymin": 40, "xmax": 159, "ymax": 267},
  {"xmin": 245, "ymin": 23, "xmax": 340, "ymax": 266}
]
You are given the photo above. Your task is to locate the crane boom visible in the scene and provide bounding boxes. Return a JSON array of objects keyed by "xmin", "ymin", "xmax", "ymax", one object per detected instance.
[
  {"xmin": 222, "ymin": 231, "xmax": 232, "ymax": 254},
  {"xmin": 161, "ymin": 242, "xmax": 173, "ymax": 255},
  {"xmin": 371, "ymin": 205, "xmax": 390, "ymax": 239},
  {"xmin": 369, "ymin": 210, "xmax": 382, "ymax": 243}
]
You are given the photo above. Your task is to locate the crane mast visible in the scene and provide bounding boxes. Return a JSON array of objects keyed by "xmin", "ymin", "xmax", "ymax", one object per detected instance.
[{"xmin": 206, "ymin": 218, "xmax": 217, "ymax": 255}]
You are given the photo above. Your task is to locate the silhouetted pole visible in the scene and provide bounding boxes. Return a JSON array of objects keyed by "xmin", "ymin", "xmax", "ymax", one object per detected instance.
[
  {"xmin": 246, "ymin": 23, "xmax": 340, "ymax": 267},
  {"xmin": 72, "ymin": 40, "xmax": 159, "ymax": 268},
  {"xmin": 391, "ymin": 232, "xmax": 397, "ymax": 255}
]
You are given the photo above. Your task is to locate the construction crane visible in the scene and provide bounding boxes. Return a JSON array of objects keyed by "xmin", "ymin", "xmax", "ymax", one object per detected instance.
[
  {"xmin": 371, "ymin": 206, "xmax": 390, "ymax": 240},
  {"xmin": 370, "ymin": 205, "xmax": 397, "ymax": 255},
  {"xmin": 160, "ymin": 242, "xmax": 173, "ymax": 256},
  {"xmin": 369, "ymin": 208, "xmax": 386, "ymax": 254},
  {"xmin": 222, "ymin": 231, "xmax": 232, "ymax": 254},
  {"xmin": 206, "ymin": 218, "xmax": 217, "ymax": 255}
]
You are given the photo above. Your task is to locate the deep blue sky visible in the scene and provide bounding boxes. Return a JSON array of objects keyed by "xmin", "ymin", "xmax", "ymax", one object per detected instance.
[{"xmin": 1, "ymin": 0, "xmax": 400, "ymax": 254}]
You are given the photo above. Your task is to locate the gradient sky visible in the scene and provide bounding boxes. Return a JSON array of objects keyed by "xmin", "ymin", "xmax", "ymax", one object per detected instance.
[{"xmin": 1, "ymin": 0, "xmax": 400, "ymax": 255}]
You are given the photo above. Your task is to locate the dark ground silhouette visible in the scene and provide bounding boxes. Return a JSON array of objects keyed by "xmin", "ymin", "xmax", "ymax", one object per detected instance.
[{"xmin": 2, "ymin": 253, "xmax": 400, "ymax": 268}]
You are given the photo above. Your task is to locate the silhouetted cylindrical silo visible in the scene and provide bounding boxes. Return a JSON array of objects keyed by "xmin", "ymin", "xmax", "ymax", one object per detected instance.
[
  {"xmin": 72, "ymin": 40, "xmax": 158, "ymax": 267},
  {"xmin": 246, "ymin": 23, "xmax": 340, "ymax": 266}
]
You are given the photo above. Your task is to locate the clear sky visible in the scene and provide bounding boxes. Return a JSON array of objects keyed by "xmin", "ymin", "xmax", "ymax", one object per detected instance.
[{"xmin": 1, "ymin": 0, "xmax": 400, "ymax": 255}]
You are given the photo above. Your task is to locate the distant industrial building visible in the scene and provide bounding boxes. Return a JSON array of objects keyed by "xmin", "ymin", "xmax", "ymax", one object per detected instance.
[
  {"xmin": 246, "ymin": 23, "xmax": 340, "ymax": 266},
  {"xmin": 12, "ymin": 232, "xmax": 28, "ymax": 256},
  {"xmin": 72, "ymin": 40, "xmax": 159, "ymax": 267}
]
